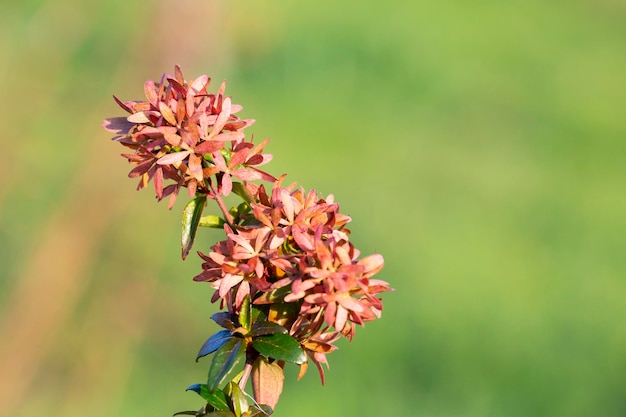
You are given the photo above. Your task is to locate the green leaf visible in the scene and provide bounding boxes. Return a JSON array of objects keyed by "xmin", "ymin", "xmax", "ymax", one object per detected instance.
[
  {"xmin": 186, "ymin": 384, "xmax": 230, "ymax": 411},
  {"xmin": 249, "ymin": 321, "xmax": 288, "ymax": 337},
  {"xmin": 182, "ymin": 195, "xmax": 207, "ymax": 260},
  {"xmin": 268, "ymin": 302, "xmax": 300, "ymax": 328},
  {"xmin": 229, "ymin": 382, "xmax": 249, "ymax": 417},
  {"xmin": 197, "ymin": 330, "xmax": 234, "ymax": 362},
  {"xmin": 232, "ymin": 182, "xmax": 253, "ymax": 204},
  {"xmin": 236, "ymin": 202, "xmax": 251, "ymax": 217},
  {"xmin": 252, "ymin": 286, "xmax": 292, "ymax": 305},
  {"xmin": 204, "ymin": 412, "xmax": 236, "ymax": 417},
  {"xmin": 211, "ymin": 312, "xmax": 239, "ymax": 330},
  {"xmin": 199, "ymin": 214, "xmax": 225, "ymax": 228},
  {"xmin": 249, "ymin": 404, "xmax": 273, "ymax": 417},
  {"xmin": 239, "ymin": 295, "xmax": 251, "ymax": 331},
  {"xmin": 207, "ymin": 338, "xmax": 247, "ymax": 392},
  {"xmin": 173, "ymin": 411, "xmax": 197, "ymax": 416},
  {"xmin": 252, "ymin": 333, "xmax": 306, "ymax": 364},
  {"xmin": 250, "ymin": 305, "xmax": 269, "ymax": 323}
]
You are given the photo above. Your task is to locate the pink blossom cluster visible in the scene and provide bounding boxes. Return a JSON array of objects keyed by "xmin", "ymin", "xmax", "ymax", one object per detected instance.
[
  {"xmin": 102, "ymin": 65, "xmax": 274, "ymax": 208},
  {"xmin": 194, "ymin": 182, "xmax": 390, "ymax": 380}
]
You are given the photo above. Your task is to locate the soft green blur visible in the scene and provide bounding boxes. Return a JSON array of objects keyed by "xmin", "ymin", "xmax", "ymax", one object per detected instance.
[{"xmin": 1, "ymin": 1, "xmax": 625, "ymax": 416}]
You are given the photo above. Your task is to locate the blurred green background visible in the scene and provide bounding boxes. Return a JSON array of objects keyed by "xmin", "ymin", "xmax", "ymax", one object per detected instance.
[{"xmin": 1, "ymin": 1, "xmax": 625, "ymax": 416}]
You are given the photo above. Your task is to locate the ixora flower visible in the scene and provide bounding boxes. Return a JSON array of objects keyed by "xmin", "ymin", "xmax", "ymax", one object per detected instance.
[
  {"xmin": 104, "ymin": 66, "xmax": 392, "ymax": 416},
  {"xmin": 103, "ymin": 65, "xmax": 274, "ymax": 208}
]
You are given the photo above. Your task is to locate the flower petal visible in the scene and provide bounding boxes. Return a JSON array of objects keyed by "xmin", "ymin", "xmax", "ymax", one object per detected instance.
[{"xmin": 157, "ymin": 151, "xmax": 190, "ymax": 165}]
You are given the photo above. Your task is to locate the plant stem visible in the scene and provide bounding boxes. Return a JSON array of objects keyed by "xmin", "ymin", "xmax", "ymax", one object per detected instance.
[
  {"xmin": 239, "ymin": 360, "xmax": 254, "ymax": 390},
  {"xmin": 210, "ymin": 182, "xmax": 234, "ymax": 226}
]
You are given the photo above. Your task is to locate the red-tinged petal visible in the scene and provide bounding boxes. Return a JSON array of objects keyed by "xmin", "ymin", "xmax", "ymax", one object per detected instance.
[
  {"xmin": 252, "ymin": 204, "xmax": 273, "ymax": 228},
  {"xmin": 338, "ymin": 295, "xmax": 366, "ymax": 314},
  {"xmin": 127, "ymin": 112, "xmax": 152, "ymax": 123},
  {"xmin": 159, "ymin": 101, "xmax": 178, "ymax": 126},
  {"xmin": 187, "ymin": 179, "xmax": 197, "ymax": 197},
  {"xmin": 131, "ymin": 102, "xmax": 151, "ymax": 112},
  {"xmin": 103, "ymin": 117, "xmax": 134, "ymax": 134},
  {"xmin": 207, "ymin": 97, "xmax": 232, "ymax": 139},
  {"xmin": 167, "ymin": 186, "xmax": 179, "ymax": 209},
  {"xmin": 230, "ymin": 104, "xmax": 243, "ymax": 113},
  {"xmin": 175, "ymin": 97, "xmax": 186, "ymax": 124},
  {"xmin": 219, "ymin": 273, "xmax": 243, "ymax": 297},
  {"xmin": 324, "ymin": 301, "xmax": 337, "ymax": 328},
  {"xmin": 194, "ymin": 140, "xmax": 224, "ymax": 155},
  {"xmin": 188, "ymin": 75, "xmax": 210, "ymax": 95},
  {"xmin": 185, "ymin": 94, "xmax": 195, "ymax": 119},
  {"xmin": 144, "ymin": 80, "xmax": 159, "ymax": 107},
  {"xmin": 227, "ymin": 233, "xmax": 255, "ymax": 254},
  {"xmin": 229, "ymin": 147, "xmax": 249, "ymax": 168},
  {"xmin": 231, "ymin": 168, "xmax": 264, "ymax": 181},
  {"xmin": 250, "ymin": 137, "xmax": 270, "ymax": 156},
  {"xmin": 188, "ymin": 153, "xmax": 204, "ymax": 182},
  {"xmin": 293, "ymin": 227, "xmax": 314, "ymax": 252},
  {"xmin": 174, "ymin": 65, "xmax": 185, "ymax": 85},
  {"xmin": 235, "ymin": 280, "xmax": 250, "ymax": 309},
  {"xmin": 334, "ymin": 245, "xmax": 352, "ymax": 266},
  {"xmin": 202, "ymin": 166, "xmax": 220, "ymax": 177},
  {"xmin": 280, "ymin": 188, "xmax": 295, "ymax": 223},
  {"xmin": 335, "ymin": 305, "xmax": 349, "ymax": 332},
  {"xmin": 212, "ymin": 152, "xmax": 227, "ymax": 171},
  {"xmin": 221, "ymin": 173, "xmax": 233, "ymax": 196},
  {"xmin": 246, "ymin": 153, "xmax": 273, "ymax": 167},
  {"xmin": 358, "ymin": 254, "xmax": 384, "ymax": 275},
  {"xmin": 128, "ymin": 159, "xmax": 155, "ymax": 178},
  {"xmin": 157, "ymin": 151, "xmax": 190, "ymax": 165},
  {"xmin": 167, "ymin": 77, "xmax": 187, "ymax": 97},
  {"xmin": 210, "ymin": 131, "xmax": 244, "ymax": 142},
  {"xmin": 223, "ymin": 120, "xmax": 249, "ymax": 131},
  {"xmin": 112, "ymin": 95, "xmax": 133, "ymax": 113},
  {"xmin": 249, "ymin": 167, "xmax": 276, "ymax": 182},
  {"xmin": 153, "ymin": 166, "xmax": 164, "ymax": 199},
  {"xmin": 216, "ymin": 80, "xmax": 227, "ymax": 99},
  {"xmin": 163, "ymin": 132, "xmax": 183, "ymax": 147}
]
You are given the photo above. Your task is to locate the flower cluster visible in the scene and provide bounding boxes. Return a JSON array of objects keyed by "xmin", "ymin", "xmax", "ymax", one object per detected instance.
[
  {"xmin": 104, "ymin": 67, "xmax": 392, "ymax": 415},
  {"xmin": 194, "ymin": 182, "xmax": 391, "ymax": 381},
  {"xmin": 102, "ymin": 65, "xmax": 274, "ymax": 208}
]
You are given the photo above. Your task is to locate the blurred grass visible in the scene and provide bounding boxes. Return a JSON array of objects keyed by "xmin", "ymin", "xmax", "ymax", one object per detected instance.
[{"xmin": 1, "ymin": 1, "xmax": 625, "ymax": 416}]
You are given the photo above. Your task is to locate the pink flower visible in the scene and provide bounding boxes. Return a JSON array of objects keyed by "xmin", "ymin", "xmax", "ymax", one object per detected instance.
[
  {"xmin": 194, "ymin": 181, "xmax": 392, "ymax": 347},
  {"xmin": 103, "ymin": 66, "xmax": 274, "ymax": 207}
]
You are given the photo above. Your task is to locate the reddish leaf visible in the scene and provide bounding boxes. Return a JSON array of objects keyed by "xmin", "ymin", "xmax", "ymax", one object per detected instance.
[
  {"xmin": 251, "ymin": 356, "xmax": 284, "ymax": 411},
  {"xmin": 207, "ymin": 97, "xmax": 232, "ymax": 139},
  {"xmin": 189, "ymin": 75, "xmax": 210, "ymax": 95},
  {"xmin": 127, "ymin": 112, "xmax": 151, "ymax": 123},
  {"xmin": 153, "ymin": 166, "xmax": 164, "ymax": 199},
  {"xmin": 159, "ymin": 101, "xmax": 178, "ymax": 126},
  {"xmin": 174, "ymin": 64, "xmax": 185, "ymax": 85},
  {"xmin": 188, "ymin": 153, "xmax": 204, "ymax": 182},
  {"xmin": 112, "ymin": 95, "xmax": 133, "ymax": 113},
  {"xmin": 176, "ymin": 97, "xmax": 186, "ymax": 124},
  {"xmin": 228, "ymin": 148, "xmax": 249, "ymax": 168},
  {"xmin": 157, "ymin": 151, "xmax": 190, "ymax": 165},
  {"xmin": 195, "ymin": 140, "xmax": 224, "ymax": 155},
  {"xmin": 144, "ymin": 80, "xmax": 159, "ymax": 107},
  {"xmin": 128, "ymin": 159, "xmax": 155, "ymax": 178},
  {"xmin": 210, "ymin": 131, "xmax": 245, "ymax": 142}
]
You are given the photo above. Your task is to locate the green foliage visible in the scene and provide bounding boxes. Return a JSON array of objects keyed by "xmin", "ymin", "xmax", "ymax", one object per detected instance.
[
  {"xmin": 182, "ymin": 195, "xmax": 207, "ymax": 259},
  {"xmin": 252, "ymin": 333, "xmax": 306, "ymax": 365},
  {"xmin": 207, "ymin": 338, "xmax": 247, "ymax": 393}
]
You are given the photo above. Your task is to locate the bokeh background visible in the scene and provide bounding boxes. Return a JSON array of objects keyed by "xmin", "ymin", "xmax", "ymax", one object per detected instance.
[{"xmin": 1, "ymin": 1, "xmax": 625, "ymax": 416}]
